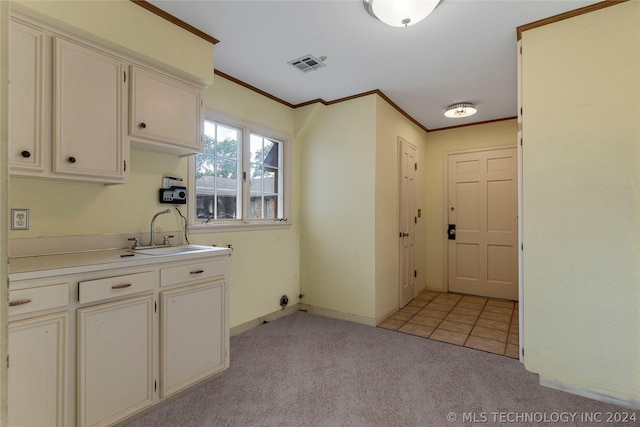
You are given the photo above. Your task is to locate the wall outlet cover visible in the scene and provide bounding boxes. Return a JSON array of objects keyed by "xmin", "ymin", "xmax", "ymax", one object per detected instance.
[{"xmin": 11, "ymin": 209, "xmax": 29, "ymax": 230}]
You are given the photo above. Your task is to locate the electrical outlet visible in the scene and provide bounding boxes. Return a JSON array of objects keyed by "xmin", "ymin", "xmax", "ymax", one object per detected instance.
[{"xmin": 11, "ymin": 209, "xmax": 29, "ymax": 230}]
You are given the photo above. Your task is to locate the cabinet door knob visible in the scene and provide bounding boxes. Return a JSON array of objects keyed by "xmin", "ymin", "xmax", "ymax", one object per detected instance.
[
  {"xmin": 68, "ymin": 156, "xmax": 76, "ymax": 163},
  {"xmin": 138, "ymin": 122, "xmax": 147, "ymax": 129},
  {"xmin": 21, "ymin": 150, "xmax": 31, "ymax": 158}
]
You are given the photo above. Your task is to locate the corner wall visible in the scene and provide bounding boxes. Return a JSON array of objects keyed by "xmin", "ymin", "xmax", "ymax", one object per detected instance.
[
  {"xmin": 374, "ymin": 97, "xmax": 429, "ymax": 321},
  {"xmin": 521, "ymin": 1, "xmax": 640, "ymax": 406},
  {"xmin": 297, "ymin": 97, "xmax": 377, "ymax": 322}
]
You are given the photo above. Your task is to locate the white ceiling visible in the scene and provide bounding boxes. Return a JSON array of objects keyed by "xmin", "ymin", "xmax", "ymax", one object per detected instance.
[{"xmin": 148, "ymin": 0, "xmax": 599, "ymax": 130}]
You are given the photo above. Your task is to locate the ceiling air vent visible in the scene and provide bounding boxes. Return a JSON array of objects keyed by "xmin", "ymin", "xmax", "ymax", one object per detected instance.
[{"xmin": 287, "ymin": 54, "xmax": 326, "ymax": 73}]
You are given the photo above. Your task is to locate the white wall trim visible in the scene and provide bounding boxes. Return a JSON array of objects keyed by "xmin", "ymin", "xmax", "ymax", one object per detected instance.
[
  {"xmin": 230, "ymin": 303, "xmax": 300, "ymax": 337},
  {"xmin": 540, "ymin": 376, "xmax": 640, "ymax": 411},
  {"xmin": 299, "ymin": 304, "xmax": 376, "ymax": 327},
  {"xmin": 376, "ymin": 306, "xmax": 398, "ymax": 326}
]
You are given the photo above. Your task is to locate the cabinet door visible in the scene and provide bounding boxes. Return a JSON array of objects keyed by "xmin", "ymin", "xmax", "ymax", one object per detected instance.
[
  {"xmin": 77, "ymin": 295, "xmax": 154, "ymax": 427},
  {"xmin": 9, "ymin": 20, "xmax": 45, "ymax": 172},
  {"xmin": 130, "ymin": 66, "xmax": 203, "ymax": 153},
  {"xmin": 161, "ymin": 281, "xmax": 227, "ymax": 397},
  {"xmin": 9, "ymin": 312, "xmax": 67, "ymax": 427},
  {"xmin": 53, "ymin": 38, "xmax": 127, "ymax": 181}
]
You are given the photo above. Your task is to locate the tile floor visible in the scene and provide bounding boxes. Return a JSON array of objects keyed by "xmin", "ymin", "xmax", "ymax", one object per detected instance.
[{"xmin": 379, "ymin": 290, "xmax": 519, "ymax": 359}]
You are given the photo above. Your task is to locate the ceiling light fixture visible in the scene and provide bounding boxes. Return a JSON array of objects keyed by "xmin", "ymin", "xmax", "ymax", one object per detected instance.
[
  {"xmin": 444, "ymin": 102, "xmax": 477, "ymax": 118},
  {"xmin": 363, "ymin": 0, "xmax": 443, "ymax": 27}
]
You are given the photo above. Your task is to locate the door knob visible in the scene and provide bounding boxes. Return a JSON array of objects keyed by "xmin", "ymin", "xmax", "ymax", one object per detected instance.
[
  {"xmin": 447, "ymin": 224, "xmax": 456, "ymax": 240},
  {"xmin": 138, "ymin": 122, "xmax": 147, "ymax": 129},
  {"xmin": 21, "ymin": 150, "xmax": 31, "ymax": 158},
  {"xmin": 68, "ymin": 156, "xmax": 76, "ymax": 163},
  {"xmin": 403, "ymin": 232, "xmax": 409, "ymax": 237}
]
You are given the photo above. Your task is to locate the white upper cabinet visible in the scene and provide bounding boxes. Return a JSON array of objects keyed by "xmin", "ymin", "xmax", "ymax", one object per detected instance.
[
  {"xmin": 129, "ymin": 66, "xmax": 204, "ymax": 156},
  {"xmin": 9, "ymin": 13, "xmax": 207, "ymax": 184},
  {"xmin": 53, "ymin": 38, "xmax": 128, "ymax": 182},
  {"xmin": 8, "ymin": 20, "xmax": 45, "ymax": 172}
]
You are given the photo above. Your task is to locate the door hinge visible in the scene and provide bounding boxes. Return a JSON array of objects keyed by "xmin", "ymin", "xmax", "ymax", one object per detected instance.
[
  {"xmin": 154, "ymin": 301, "xmax": 157, "ymax": 313},
  {"xmin": 124, "ymin": 160, "xmax": 127, "ymax": 172},
  {"xmin": 243, "ymin": 171, "xmax": 247, "ymax": 182},
  {"xmin": 414, "ymin": 163, "xmax": 417, "ymax": 171},
  {"xmin": 414, "ymin": 270, "xmax": 417, "ymax": 278},
  {"xmin": 521, "ymin": 348, "xmax": 524, "ymax": 357},
  {"xmin": 414, "ymin": 217, "xmax": 417, "ymax": 224},
  {"xmin": 6, "ymin": 354, "xmax": 9, "ymax": 369},
  {"xmin": 521, "ymin": 243, "xmax": 524, "ymax": 251},
  {"xmin": 123, "ymin": 70, "xmax": 126, "ymax": 83},
  {"xmin": 519, "ymin": 46, "xmax": 522, "ymax": 54},
  {"xmin": 154, "ymin": 380, "xmax": 157, "ymax": 392}
]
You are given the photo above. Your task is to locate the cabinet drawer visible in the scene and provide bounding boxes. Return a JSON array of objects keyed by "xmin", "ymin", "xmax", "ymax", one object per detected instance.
[
  {"xmin": 160, "ymin": 258, "xmax": 226, "ymax": 287},
  {"xmin": 9, "ymin": 283, "xmax": 69, "ymax": 317},
  {"xmin": 78, "ymin": 271, "xmax": 155, "ymax": 304}
]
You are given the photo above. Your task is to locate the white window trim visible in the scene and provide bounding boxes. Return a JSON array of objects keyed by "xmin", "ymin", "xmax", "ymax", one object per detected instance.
[{"xmin": 188, "ymin": 110, "xmax": 291, "ymax": 233}]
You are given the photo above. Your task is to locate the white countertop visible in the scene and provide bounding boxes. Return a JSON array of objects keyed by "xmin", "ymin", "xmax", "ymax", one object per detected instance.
[{"xmin": 9, "ymin": 246, "xmax": 232, "ymax": 281}]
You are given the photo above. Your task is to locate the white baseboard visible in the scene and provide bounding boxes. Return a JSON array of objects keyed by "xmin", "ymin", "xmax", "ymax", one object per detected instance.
[
  {"xmin": 376, "ymin": 306, "xmax": 398, "ymax": 325},
  {"xmin": 230, "ymin": 303, "xmax": 300, "ymax": 336},
  {"xmin": 299, "ymin": 304, "xmax": 376, "ymax": 327},
  {"xmin": 230, "ymin": 303, "xmax": 377, "ymax": 337},
  {"xmin": 540, "ymin": 376, "xmax": 640, "ymax": 410}
]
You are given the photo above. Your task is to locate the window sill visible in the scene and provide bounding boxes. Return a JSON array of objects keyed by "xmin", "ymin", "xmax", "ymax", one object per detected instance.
[{"xmin": 188, "ymin": 221, "xmax": 292, "ymax": 234}]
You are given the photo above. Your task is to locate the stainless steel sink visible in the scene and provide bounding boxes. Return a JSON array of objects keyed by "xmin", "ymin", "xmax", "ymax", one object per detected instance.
[{"xmin": 133, "ymin": 245, "xmax": 219, "ymax": 256}]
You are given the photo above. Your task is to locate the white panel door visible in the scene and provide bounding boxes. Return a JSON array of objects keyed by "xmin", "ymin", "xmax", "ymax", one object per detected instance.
[
  {"xmin": 9, "ymin": 312, "xmax": 67, "ymax": 427},
  {"xmin": 448, "ymin": 147, "xmax": 518, "ymax": 300},
  {"xmin": 399, "ymin": 139, "xmax": 417, "ymax": 307},
  {"xmin": 161, "ymin": 281, "xmax": 227, "ymax": 397},
  {"xmin": 77, "ymin": 295, "xmax": 154, "ymax": 427}
]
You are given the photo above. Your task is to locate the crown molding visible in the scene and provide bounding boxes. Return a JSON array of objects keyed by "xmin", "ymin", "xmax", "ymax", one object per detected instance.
[{"xmin": 130, "ymin": 0, "xmax": 219, "ymax": 45}]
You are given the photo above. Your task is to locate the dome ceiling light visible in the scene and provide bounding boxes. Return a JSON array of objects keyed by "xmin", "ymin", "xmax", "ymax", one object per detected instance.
[
  {"xmin": 363, "ymin": 0, "xmax": 443, "ymax": 27},
  {"xmin": 444, "ymin": 102, "xmax": 477, "ymax": 119}
]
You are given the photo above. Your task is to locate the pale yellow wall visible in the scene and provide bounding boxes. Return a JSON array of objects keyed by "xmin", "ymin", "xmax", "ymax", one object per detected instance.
[
  {"xmin": 297, "ymin": 97, "xmax": 377, "ymax": 320},
  {"xmin": 0, "ymin": 0, "xmax": 9, "ymax": 423},
  {"xmin": 374, "ymin": 96, "xmax": 429, "ymax": 321},
  {"xmin": 423, "ymin": 120, "xmax": 518, "ymax": 291},
  {"xmin": 522, "ymin": 1, "xmax": 640, "ymax": 405},
  {"xmin": 196, "ymin": 76, "xmax": 299, "ymax": 328},
  {"xmin": 10, "ymin": 0, "xmax": 214, "ymax": 84},
  {"xmin": 9, "ymin": 150, "xmax": 186, "ymax": 237}
]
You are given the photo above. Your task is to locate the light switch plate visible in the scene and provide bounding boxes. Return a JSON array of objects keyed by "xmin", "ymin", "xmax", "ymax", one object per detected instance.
[{"xmin": 11, "ymin": 209, "xmax": 29, "ymax": 230}]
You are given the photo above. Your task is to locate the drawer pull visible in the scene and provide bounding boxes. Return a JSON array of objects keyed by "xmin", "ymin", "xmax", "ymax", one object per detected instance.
[
  {"xmin": 190, "ymin": 270, "xmax": 204, "ymax": 275},
  {"xmin": 9, "ymin": 299, "xmax": 32, "ymax": 307},
  {"xmin": 111, "ymin": 283, "xmax": 132, "ymax": 290}
]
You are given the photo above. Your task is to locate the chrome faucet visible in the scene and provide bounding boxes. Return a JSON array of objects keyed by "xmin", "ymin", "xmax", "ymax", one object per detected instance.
[{"xmin": 149, "ymin": 209, "xmax": 171, "ymax": 247}]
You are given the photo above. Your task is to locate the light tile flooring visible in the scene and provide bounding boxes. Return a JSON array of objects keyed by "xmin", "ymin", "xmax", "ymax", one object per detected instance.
[{"xmin": 379, "ymin": 290, "xmax": 519, "ymax": 359}]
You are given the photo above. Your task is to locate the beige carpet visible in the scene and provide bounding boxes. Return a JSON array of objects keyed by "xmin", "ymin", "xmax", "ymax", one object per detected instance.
[{"xmin": 126, "ymin": 312, "xmax": 633, "ymax": 426}]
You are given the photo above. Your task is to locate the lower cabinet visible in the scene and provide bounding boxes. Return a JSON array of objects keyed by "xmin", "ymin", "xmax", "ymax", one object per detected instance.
[
  {"xmin": 160, "ymin": 281, "xmax": 227, "ymax": 397},
  {"xmin": 8, "ymin": 250, "xmax": 230, "ymax": 427},
  {"xmin": 77, "ymin": 294, "xmax": 155, "ymax": 427},
  {"xmin": 8, "ymin": 312, "xmax": 68, "ymax": 427}
]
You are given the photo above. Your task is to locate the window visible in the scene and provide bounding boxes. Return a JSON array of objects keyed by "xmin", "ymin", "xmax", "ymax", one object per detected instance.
[{"xmin": 191, "ymin": 115, "xmax": 288, "ymax": 229}]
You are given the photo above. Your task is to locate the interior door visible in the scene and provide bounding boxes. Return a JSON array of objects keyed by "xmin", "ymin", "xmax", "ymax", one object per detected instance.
[
  {"xmin": 399, "ymin": 139, "xmax": 417, "ymax": 307},
  {"xmin": 447, "ymin": 147, "xmax": 518, "ymax": 300}
]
